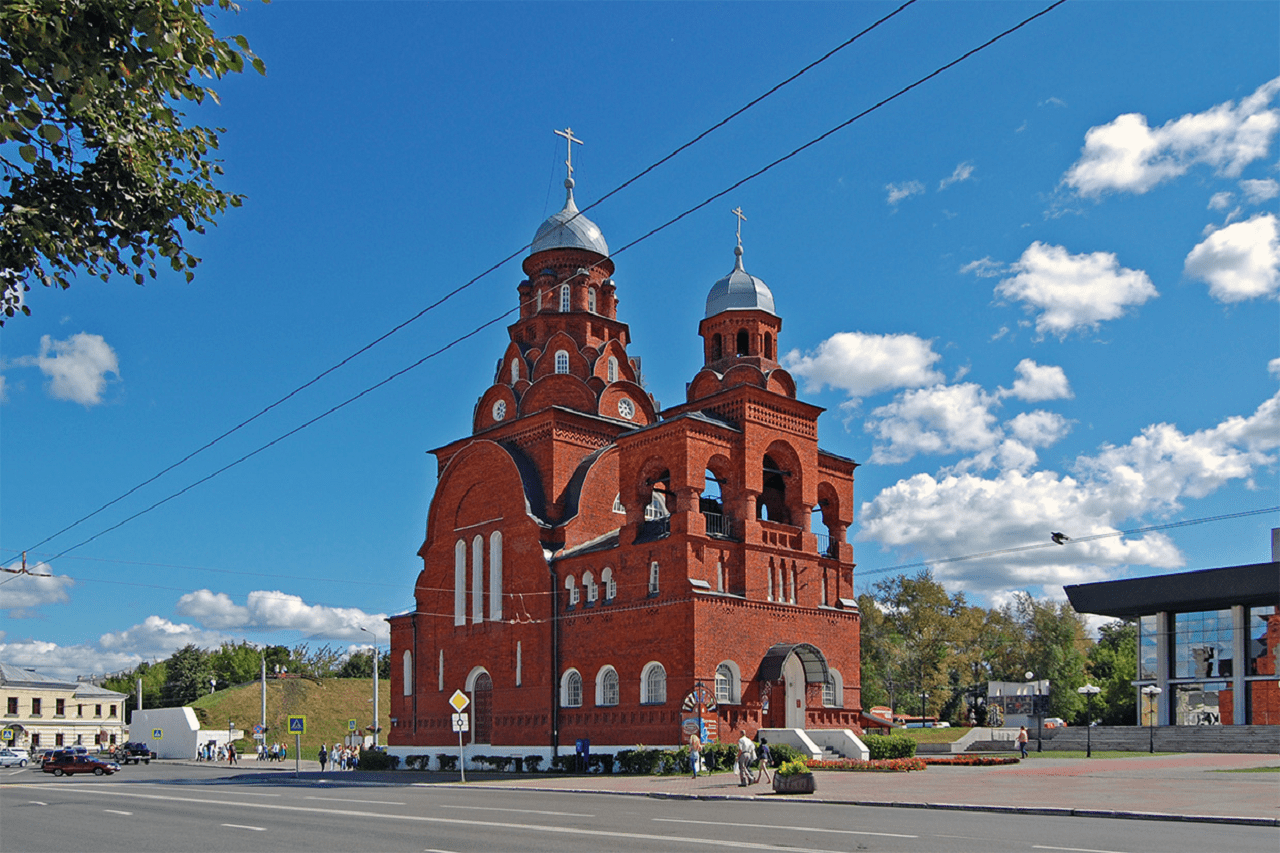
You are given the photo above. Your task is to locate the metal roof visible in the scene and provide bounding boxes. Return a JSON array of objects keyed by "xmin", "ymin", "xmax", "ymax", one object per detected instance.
[
  {"xmin": 756, "ymin": 642, "xmax": 829, "ymax": 683},
  {"xmin": 705, "ymin": 245, "xmax": 777, "ymax": 318},
  {"xmin": 531, "ymin": 179, "xmax": 609, "ymax": 256},
  {"xmin": 1063, "ymin": 561, "xmax": 1279, "ymax": 618}
]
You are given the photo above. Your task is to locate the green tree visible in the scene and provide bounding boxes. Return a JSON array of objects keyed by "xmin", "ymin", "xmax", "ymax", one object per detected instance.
[
  {"xmin": 1087, "ymin": 620, "xmax": 1137, "ymax": 726},
  {"xmin": 101, "ymin": 658, "xmax": 167, "ymax": 721},
  {"xmin": 0, "ymin": 0, "xmax": 264, "ymax": 321},
  {"xmin": 162, "ymin": 643, "xmax": 213, "ymax": 706},
  {"xmin": 1007, "ymin": 592, "xmax": 1090, "ymax": 723},
  {"xmin": 208, "ymin": 641, "xmax": 262, "ymax": 687}
]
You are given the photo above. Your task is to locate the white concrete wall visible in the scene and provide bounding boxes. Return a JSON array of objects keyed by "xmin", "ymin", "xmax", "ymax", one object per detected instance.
[{"xmin": 129, "ymin": 708, "xmax": 199, "ymax": 759}]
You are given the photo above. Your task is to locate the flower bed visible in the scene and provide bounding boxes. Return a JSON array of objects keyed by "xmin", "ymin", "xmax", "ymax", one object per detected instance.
[
  {"xmin": 805, "ymin": 758, "xmax": 926, "ymax": 773},
  {"xmin": 921, "ymin": 755, "xmax": 1020, "ymax": 766}
]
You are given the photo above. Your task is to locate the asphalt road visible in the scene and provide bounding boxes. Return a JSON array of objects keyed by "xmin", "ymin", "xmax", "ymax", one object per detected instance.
[{"xmin": 2, "ymin": 763, "xmax": 1276, "ymax": 853}]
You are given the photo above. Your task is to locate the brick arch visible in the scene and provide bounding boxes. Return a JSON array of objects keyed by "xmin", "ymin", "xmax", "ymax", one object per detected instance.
[
  {"xmin": 759, "ymin": 439, "xmax": 804, "ymax": 526},
  {"xmin": 530, "ymin": 330, "xmax": 588, "ymax": 381},
  {"xmin": 498, "ymin": 340, "xmax": 529, "ymax": 385},
  {"xmin": 592, "ymin": 338, "xmax": 634, "ymax": 384},
  {"xmin": 721, "ymin": 362, "xmax": 768, "ymax": 390},
  {"xmin": 764, "ymin": 368, "xmax": 796, "ymax": 398},
  {"xmin": 474, "ymin": 383, "xmax": 518, "ymax": 433},
  {"xmin": 598, "ymin": 380, "xmax": 655, "ymax": 426},
  {"xmin": 518, "ymin": 373, "xmax": 598, "ymax": 417},
  {"xmin": 634, "ymin": 454, "xmax": 674, "ymax": 514},
  {"xmin": 685, "ymin": 369, "xmax": 724, "ymax": 403}
]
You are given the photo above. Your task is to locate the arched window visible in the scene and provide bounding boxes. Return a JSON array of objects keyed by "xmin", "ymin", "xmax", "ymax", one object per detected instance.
[
  {"xmin": 488, "ymin": 531, "xmax": 503, "ymax": 621},
  {"xmin": 824, "ymin": 669, "xmax": 844, "ymax": 708},
  {"xmin": 565, "ymin": 574, "xmax": 579, "ymax": 607},
  {"xmin": 711, "ymin": 333, "xmax": 722, "ymax": 360},
  {"xmin": 584, "ymin": 570, "xmax": 597, "ymax": 603},
  {"xmin": 555, "ymin": 350, "xmax": 569, "ymax": 374},
  {"xmin": 736, "ymin": 329, "xmax": 749, "ymax": 356},
  {"xmin": 641, "ymin": 662, "xmax": 667, "ymax": 705},
  {"xmin": 560, "ymin": 284, "xmax": 571, "ymax": 312},
  {"xmin": 607, "ymin": 356, "xmax": 618, "ymax": 383},
  {"xmin": 764, "ymin": 332, "xmax": 774, "ymax": 359},
  {"xmin": 602, "ymin": 567, "xmax": 616, "ymax": 600},
  {"xmin": 648, "ymin": 561, "xmax": 660, "ymax": 595},
  {"xmin": 597, "ymin": 666, "xmax": 619, "ymax": 706},
  {"xmin": 562, "ymin": 670, "xmax": 583, "ymax": 707},
  {"xmin": 402, "ymin": 650, "xmax": 413, "ymax": 696},
  {"xmin": 471, "ymin": 534, "xmax": 484, "ymax": 622},
  {"xmin": 588, "ymin": 288, "xmax": 597, "ymax": 313},
  {"xmin": 510, "ymin": 359, "xmax": 519, "ymax": 384},
  {"xmin": 454, "ymin": 540, "xmax": 466, "ymax": 626},
  {"xmin": 536, "ymin": 290, "xmax": 543, "ymax": 311},
  {"xmin": 612, "ymin": 495, "xmax": 625, "ymax": 514},
  {"xmin": 715, "ymin": 664, "xmax": 732, "ymax": 704},
  {"xmin": 790, "ymin": 565, "xmax": 797, "ymax": 604}
]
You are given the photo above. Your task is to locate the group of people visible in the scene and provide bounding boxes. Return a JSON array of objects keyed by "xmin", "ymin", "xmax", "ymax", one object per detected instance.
[
  {"xmin": 686, "ymin": 729, "xmax": 772, "ymax": 785},
  {"xmin": 195, "ymin": 741, "xmax": 236, "ymax": 763},
  {"xmin": 260, "ymin": 742, "xmax": 289, "ymax": 762},
  {"xmin": 317, "ymin": 743, "xmax": 360, "ymax": 772}
]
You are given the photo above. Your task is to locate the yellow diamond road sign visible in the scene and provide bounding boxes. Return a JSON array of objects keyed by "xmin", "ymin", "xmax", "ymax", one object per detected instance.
[{"xmin": 449, "ymin": 689, "xmax": 469, "ymax": 712}]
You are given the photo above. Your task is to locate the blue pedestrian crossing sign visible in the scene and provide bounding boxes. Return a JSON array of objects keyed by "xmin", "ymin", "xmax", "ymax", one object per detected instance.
[
  {"xmin": 152, "ymin": 728, "xmax": 163, "ymax": 740},
  {"xmin": 287, "ymin": 715, "xmax": 306, "ymax": 734}
]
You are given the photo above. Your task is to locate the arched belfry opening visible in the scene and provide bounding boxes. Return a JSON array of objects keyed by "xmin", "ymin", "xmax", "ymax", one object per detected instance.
[
  {"xmin": 736, "ymin": 329, "xmax": 749, "ymax": 357},
  {"xmin": 758, "ymin": 454, "xmax": 790, "ymax": 524},
  {"xmin": 711, "ymin": 333, "xmax": 722, "ymax": 361}
]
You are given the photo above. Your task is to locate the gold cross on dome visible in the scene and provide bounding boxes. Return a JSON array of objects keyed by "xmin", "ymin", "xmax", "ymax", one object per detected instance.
[
  {"xmin": 554, "ymin": 127, "xmax": 583, "ymax": 178},
  {"xmin": 732, "ymin": 206, "xmax": 747, "ymax": 246}
]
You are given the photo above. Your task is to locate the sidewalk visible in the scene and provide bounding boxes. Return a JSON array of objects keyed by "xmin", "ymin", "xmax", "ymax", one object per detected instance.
[{"xmin": 417, "ymin": 752, "xmax": 1280, "ymax": 827}]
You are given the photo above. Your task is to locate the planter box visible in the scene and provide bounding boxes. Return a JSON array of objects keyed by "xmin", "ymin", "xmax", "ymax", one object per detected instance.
[{"xmin": 772, "ymin": 772, "xmax": 816, "ymax": 794}]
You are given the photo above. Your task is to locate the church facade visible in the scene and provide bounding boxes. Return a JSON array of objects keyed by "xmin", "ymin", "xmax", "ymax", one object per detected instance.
[{"xmin": 387, "ymin": 160, "xmax": 862, "ymax": 763}]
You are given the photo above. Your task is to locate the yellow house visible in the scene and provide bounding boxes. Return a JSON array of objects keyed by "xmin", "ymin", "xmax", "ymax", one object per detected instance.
[{"xmin": 1, "ymin": 662, "xmax": 128, "ymax": 751}]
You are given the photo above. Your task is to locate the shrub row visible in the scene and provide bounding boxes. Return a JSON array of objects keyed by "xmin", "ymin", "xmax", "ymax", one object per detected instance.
[
  {"xmin": 355, "ymin": 749, "xmax": 400, "ymax": 771},
  {"xmin": 805, "ymin": 757, "xmax": 926, "ymax": 772},
  {"xmin": 920, "ymin": 755, "xmax": 1019, "ymax": 766},
  {"xmin": 389, "ymin": 741, "xmax": 805, "ymax": 775},
  {"xmin": 862, "ymin": 733, "xmax": 918, "ymax": 760}
]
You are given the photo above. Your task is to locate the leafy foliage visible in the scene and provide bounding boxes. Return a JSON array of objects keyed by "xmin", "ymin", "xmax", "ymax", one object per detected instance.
[
  {"xmin": 862, "ymin": 733, "xmax": 918, "ymax": 760},
  {"xmin": 0, "ymin": 0, "xmax": 264, "ymax": 321},
  {"xmin": 1087, "ymin": 620, "xmax": 1138, "ymax": 725}
]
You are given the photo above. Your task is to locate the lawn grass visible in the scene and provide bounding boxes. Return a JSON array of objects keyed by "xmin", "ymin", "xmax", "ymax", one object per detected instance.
[
  {"xmin": 189, "ymin": 677, "xmax": 389, "ymax": 761},
  {"xmin": 896, "ymin": 727, "xmax": 969, "ymax": 744},
  {"xmin": 1214, "ymin": 765, "xmax": 1280, "ymax": 773}
]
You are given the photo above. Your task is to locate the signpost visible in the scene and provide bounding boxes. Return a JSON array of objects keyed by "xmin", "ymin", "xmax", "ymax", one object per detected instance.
[
  {"xmin": 288, "ymin": 715, "xmax": 306, "ymax": 775},
  {"xmin": 152, "ymin": 728, "xmax": 163, "ymax": 740},
  {"xmin": 449, "ymin": 690, "xmax": 469, "ymax": 782}
]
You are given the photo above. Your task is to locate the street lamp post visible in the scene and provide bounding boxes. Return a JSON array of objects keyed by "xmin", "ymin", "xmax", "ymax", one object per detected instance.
[
  {"xmin": 360, "ymin": 626, "xmax": 380, "ymax": 748},
  {"xmin": 1141, "ymin": 685, "xmax": 1162, "ymax": 754},
  {"xmin": 1077, "ymin": 684, "xmax": 1100, "ymax": 758},
  {"xmin": 920, "ymin": 690, "xmax": 928, "ymax": 728},
  {"xmin": 1025, "ymin": 671, "xmax": 1043, "ymax": 753}
]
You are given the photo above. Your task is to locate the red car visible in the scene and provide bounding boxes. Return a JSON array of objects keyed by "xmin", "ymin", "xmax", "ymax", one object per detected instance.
[{"xmin": 41, "ymin": 754, "xmax": 120, "ymax": 777}]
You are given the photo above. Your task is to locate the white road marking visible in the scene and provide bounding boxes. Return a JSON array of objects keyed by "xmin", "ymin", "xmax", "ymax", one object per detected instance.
[
  {"xmin": 103, "ymin": 809, "xmax": 133, "ymax": 815},
  {"xmin": 29, "ymin": 801, "xmax": 47, "ymax": 806},
  {"xmin": 2, "ymin": 785, "xmax": 849, "ymax": 852},
  {"xmin": 305, "ymin": 796, "xmax": 405, "ymax": 806},
  {"xmin": 1034, "ymin": 846, "xmax": 1127, "ymax": 853},
  {"xmin": 439, "ymin": 804, "xmax": 593, "ymax": 817},
  {"xmin": 221, "ymin": 823, "xmax": 267, "ymax": 832},
  {"xmin": 655, "ymin": 817, "xmax": 918, "ymax": 840}
]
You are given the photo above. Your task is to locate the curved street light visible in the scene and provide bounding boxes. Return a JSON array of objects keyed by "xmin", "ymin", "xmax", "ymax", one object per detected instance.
[
  {"xmin": 1077, "ymin": 684, "xmax": 1101, "ymax": 758},
  {"xmin": 360, "ymin": 626, "xmax": 380, "ymax": 748}
]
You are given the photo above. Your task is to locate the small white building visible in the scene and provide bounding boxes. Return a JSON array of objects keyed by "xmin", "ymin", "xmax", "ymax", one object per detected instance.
[{"xmin": 129, "ymin": 707, "xmax": 242, "ymax": 759}]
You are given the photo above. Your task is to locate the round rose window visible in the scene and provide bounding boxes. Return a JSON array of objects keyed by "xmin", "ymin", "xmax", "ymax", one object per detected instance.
[
  {"xmin": 492, "ymin": 400, "xmax": 507, "ymax": 421},
  {"xmin": 618, "ymin": 398, "xmax": 635, "ymax": 419}
]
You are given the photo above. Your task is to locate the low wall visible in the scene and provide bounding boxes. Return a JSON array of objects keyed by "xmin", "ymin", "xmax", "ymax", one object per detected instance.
[{"xmin": 962, "ymin": 725, "xmax": 1280, "ymax": 754}]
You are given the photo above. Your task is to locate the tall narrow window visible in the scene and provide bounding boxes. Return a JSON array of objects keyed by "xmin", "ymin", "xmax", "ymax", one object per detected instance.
[
  {"xmin": 607, "ymin": 356, "xmax": 618, "ymax": 382},
  {"xmin": 602, "ymin": 567, "xmax": 616, "ymax": 600},
  {"xmin": 555, "ymin": 350, "xmax": 569, "ymax": 374},
  {"xmin": 402, "ymin": 650, "xmax": 413, "ymax": 696},
  {"xmin": 510, "ymin": 359, "xmax": 519, "ymax": 384},
  {"xmin": 536, "ymin": 290, "xmax": 543, "ymax": 311},
  {"xmin": 767, "ymin": 559, "xmax": 774, "ymax": 601},
  {"xmin": 454, "ymin": 540, "xmax": 466, "ymax": 626},
  {"xmin": 588, "ymin": 288, "xmax": 597, "ymax": 313},
  {"xmin": 563, "ymin": 670, "xmax": 583, "ymax": 707},
  {"xmin": 516, "ymin": 641, "xmax": 522, "ymax": 686},
  {"xmin": 642, "ymin": 662, "xmax": 667, "ymax": 704},
  {"xmin": 489, "ymin": 531, "xmax": 503, "ymax": 621},
  {"xmin": 736, "ymin": 329, "xmax": 749, "ymax": 356},
  {"xmin": 715, "ymin": 665, "xmax": 732, "ymax": 703},
  {"xmin": 584, "ymin": 570, "xmax": 597, "ymax": 603},
  {"xmin": 790, "ymin": 565, "xmax": 797, "ymax": 604},
  {"xmin": 598, "ymin": 667, "xmax": 619, "ymax": 706},
  {"xmin": 648, "ymin": 561, "xmax": 660, "ymax": 595},
  {"xmin": 471, "ymin": 534, "xmax": 484, "ymax": 622},
  {"xmin": 716, "ymin": 561, "xmax": 724, "ymax": 593},
  {"xmin": 565, "ymin": 574, "xmax": 579, "ymax": 606},
  {"xmin": 438, "ymin": 650, "xmax": 444, "ymax": 691},
  {"xmin": 764, "ymin": 332, "xmax": 773, "ymax": 359},
  {"xmin": 560, "ymin": 284, "xmax": 571, "ymax": 312},
  {"xmin": 711, "ymin": 333, "xmax": 722, "ymax": 360}
]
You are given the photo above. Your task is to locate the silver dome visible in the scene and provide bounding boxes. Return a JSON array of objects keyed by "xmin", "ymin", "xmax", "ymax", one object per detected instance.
[
  {"xmin": 705, "ymin": 245, "xmax": 776, "ymax": 318},
  {"xmin": 531, "ymin": 178, "xmax": 609, "ymax": 256}
]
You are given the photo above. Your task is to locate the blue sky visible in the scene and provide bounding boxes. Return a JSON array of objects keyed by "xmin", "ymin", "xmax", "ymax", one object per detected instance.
[{"xmin": 2, "ymin": 1, "xmax": 1277, "ymax": 680}]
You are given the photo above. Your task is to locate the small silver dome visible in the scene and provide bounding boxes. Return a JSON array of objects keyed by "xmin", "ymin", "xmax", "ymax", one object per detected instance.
[
  {"xmin": 531, "ymin": 178, "xmax": 609, "ymax": 256},
  {"xmin": 705, "ymin": 245, "xmax": 776, "ymax": 318}
]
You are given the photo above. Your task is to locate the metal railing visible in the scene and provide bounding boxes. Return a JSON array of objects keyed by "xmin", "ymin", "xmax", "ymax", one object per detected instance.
[{"xmin": 702, "ymin": 511, "xmax": 734, "ymax": 539}]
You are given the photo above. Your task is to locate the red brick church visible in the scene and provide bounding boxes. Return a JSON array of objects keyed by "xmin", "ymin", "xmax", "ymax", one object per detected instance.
[{"xmin": 387, "ymin": 141, "xmax": 864, "ymax": 764}]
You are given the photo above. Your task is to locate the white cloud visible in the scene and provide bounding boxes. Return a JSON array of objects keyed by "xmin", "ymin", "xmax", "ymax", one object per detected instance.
[
  {"xmin": 865, "ymin": 383, "xmax": 1002, "ymax": 464},
  {"xmin": 885, "ymin": 180, "xmax": 924, "ymax": 206},
  {"xmin": 939, "ymin": 161, "xmax": 975, "ymax": 190},
  {"xmin": 994, "ymin": 242, "xmax": 1158, "ymax": 337},
  {"xmin": 859, "ymin": 390, "xmax": 1280, "ymax": 598},
  {"xmin": 1240, "ymin": 178, "xmax": 1280, "ymax": 204},
  {"xmin": 783, "ymin": 332, "xmax": 944, "ymax": 399},
  {"xmin": 1063, "ymin": 77, "xmax": 1280, "ymax": 196},
  {"xmin": 0, "ymin": 561, "xmax": 74, "ymax": 615},
  {"xmin": 1039, "ymin": 97, "xmax": 1067, "ymax": 109},
  {"xmin": 176, "ymin": 588, "xmax": 386, "ymax": 640},
  {"xmin": 1006, "ymin": 410, "xmax": 1072, "ymax": 447},
  {"xmin": 1001, "ymin": 359, "xmax": 1073, "ymax": 402},
  {"xmin": 960, "ymin": 257, "xmax": 1005, "ymax": 278},
  {"xmin": 1269, "ymin": 358, "xmax": 1280, "ymax": 378},
  {"xmin": 0, "ymin": 639, "xmax": 145, "ymax": 682},
  {"xmin": 1208, "ymin": 191, "xmax": 1234, "ymax": 210},
  {"xmin": 98, "ymin": 616, "xmax": 231, "ymax": 659},
  {"xmin": 12, "ymin": 333, "xmax": 121, "ymax": 405},
  {"xmin": 1184, "ymin": 213, "xmax": 1280, "ymax": 302}
]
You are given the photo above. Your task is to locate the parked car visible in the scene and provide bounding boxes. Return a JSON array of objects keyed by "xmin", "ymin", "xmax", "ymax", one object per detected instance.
[
  {"xmin": 113, "ymin": 742, "xmax": 155, "ymax": 765},
  {"xmin": 41, "ymin": 754, "xmax": 120, "ymax": 777},
  {"xmin": 0, "ymin": 748, "xmax": 30, "ymax": 767},
  {"xmin": 1043, "ymin": 717, "xmax": 1067, "ymax": 728}
]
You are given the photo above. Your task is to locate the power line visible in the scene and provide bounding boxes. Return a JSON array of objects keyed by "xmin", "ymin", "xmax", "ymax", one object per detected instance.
[
  {"xmin": 21, "ymin": 1, "xmax": 921, "ymax": 558},
  {"xmin": 28, "ymin": 0, "xmax": 1068, "ymax": 567}
]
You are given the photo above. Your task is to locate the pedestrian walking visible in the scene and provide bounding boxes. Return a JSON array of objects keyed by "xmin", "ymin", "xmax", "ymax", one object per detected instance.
[
  {"xmin": 755, "ymin": 737, "xmax": 772, "ymax": 784},
  {"xmin": 1017, "ymin": 726, "xmax": 1029, "ymax": 759},
  {"xmin": 689, "ymin": 731, "xmax": 702, "ymax": 778},
  {"xmin": 736, "ymin": 729, "xmax": 755, "ymax": 786},
  {"xmin": 318, "ymin": 744, "xmax": 328, "ymax": 772}
]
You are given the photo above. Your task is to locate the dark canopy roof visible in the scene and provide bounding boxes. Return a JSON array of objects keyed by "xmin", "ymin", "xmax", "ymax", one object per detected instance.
[
  {"xmin": 1064, "ymin": 561, "xmax": 1279, "ymax": 618},
  {"xmin": 756, "ymin": 642, "xmax": 829, "ymax": 683}
]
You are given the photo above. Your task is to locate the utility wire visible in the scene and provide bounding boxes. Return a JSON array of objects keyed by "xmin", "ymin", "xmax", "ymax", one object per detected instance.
[
  {"xmin": 28, "ymin": 0, "xmax": 1068, "ymax": 566},
  {"xmin": 21, "ymin": 1, "xmax": 921, "ymax": 557}
]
